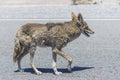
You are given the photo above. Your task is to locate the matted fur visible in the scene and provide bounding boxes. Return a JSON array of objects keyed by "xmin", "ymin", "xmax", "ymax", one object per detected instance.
[{"xmin": 13, "ymin": 12, "xmax": 94, "ymax": 75}]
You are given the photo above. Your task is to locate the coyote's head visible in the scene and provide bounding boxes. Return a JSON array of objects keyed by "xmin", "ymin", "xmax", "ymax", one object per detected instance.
[{"xmin": 71, "ymin": 12, "xmax": 94, "ymax": 37}]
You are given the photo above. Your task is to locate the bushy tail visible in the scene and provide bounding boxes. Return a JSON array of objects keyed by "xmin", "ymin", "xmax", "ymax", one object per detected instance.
[{"xmin": 13, "ymin": 38, "xmax": 23, "ymax": 62}]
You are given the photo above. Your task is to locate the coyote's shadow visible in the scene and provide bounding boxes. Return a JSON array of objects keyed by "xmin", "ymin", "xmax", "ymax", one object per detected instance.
[{"xmin": 15, "ymin": 66, "xmax": 94, "ymax": 74}]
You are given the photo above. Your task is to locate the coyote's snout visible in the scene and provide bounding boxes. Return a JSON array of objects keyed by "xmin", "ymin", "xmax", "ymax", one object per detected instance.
[{"xmin": 13, "ymin": 12, "xmax": 94, "ymax": 75}]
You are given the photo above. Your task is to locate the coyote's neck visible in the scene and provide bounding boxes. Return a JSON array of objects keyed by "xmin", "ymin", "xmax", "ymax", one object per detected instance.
[{"xmin": 65, "ymin": 21, "xmax": 81, "ymax": 42}]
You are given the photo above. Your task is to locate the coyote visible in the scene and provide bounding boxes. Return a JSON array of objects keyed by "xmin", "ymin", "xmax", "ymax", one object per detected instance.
[{"xmin": 13, "ymin": 12, "xmax": 94, "ymax": 75}]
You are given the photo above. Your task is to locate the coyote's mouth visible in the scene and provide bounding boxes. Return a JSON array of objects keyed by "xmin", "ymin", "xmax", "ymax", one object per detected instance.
[{"xmin": 83, "ymin": 29, "xmax": 94, "ymax": 37}]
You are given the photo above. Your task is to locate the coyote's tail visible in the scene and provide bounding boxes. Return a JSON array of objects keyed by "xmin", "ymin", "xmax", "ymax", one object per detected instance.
[{"xmin": 13, "ymin": 38, "xmax": 23, "ymax": 62}]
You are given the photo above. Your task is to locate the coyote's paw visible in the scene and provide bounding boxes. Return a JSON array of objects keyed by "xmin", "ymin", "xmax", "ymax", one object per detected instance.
[
  {"xmin": 35, "ymin": 71, "xmax": 42, "ymax": 75},
  {"xmin": 18, "ymin": 69, "xmax": 24, "ymax": 72},
  {"xmin": 55, "ymin": 71, "xmax": 62, "ymax": 75},
  {"xmin": 67, "ymin": 65, "xmax": 72, "ymax": 72}
]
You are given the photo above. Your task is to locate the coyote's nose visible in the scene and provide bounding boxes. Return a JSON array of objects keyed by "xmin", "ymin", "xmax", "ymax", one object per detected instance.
[{"xmin": 92, "ymin": 32, "xmax": 95, "ymax": 34}]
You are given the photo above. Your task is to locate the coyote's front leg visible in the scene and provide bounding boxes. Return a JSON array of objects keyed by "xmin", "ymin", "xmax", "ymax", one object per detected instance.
[
  {"xmin": 53, "ymin": 48, "xmax": 73, "ymax": 73},
  {"xmin": 52, "ymin": 50, "xmax": 62, "ymax": 75}
]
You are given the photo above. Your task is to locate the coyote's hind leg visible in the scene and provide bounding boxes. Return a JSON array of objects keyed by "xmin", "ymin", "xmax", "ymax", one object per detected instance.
[
  {"xmin": 29, "ymin": 45, "xmax": 42, "ymax": 75},
  {"xmin": 17, "ymin": 47, "xmax": 28, "ymax": 72},
  {"xmin": 17, "ymin": 58, "xmax": 23, "ymax": 72}
]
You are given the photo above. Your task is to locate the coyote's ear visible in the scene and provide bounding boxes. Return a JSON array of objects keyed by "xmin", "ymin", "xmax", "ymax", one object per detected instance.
[
  {"xmin": 71, "ymin": 12, "xmax": 77, "ymax": 21},
  {"xmin": 78, "ymin": 13, "xmax": 84, "ymax": 22}
]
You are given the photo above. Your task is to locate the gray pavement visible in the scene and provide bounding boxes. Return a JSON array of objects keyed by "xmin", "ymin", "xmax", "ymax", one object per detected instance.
[
  {"xmin": 0, "ymin": 5, "xmax": 120, "ymax": 19},
  {"xmin": 0, "ymin": 20, "xmax": 120, "ymax": 80}
]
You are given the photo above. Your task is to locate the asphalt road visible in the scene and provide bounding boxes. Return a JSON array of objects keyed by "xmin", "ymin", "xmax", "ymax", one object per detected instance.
[
  {"xmin": 0, "ymin": 5, "xmax": 120, "ymax": 19},
  {"xmin": 0, "ymin": 20, "xmax": 120, "ymax": 80}
]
